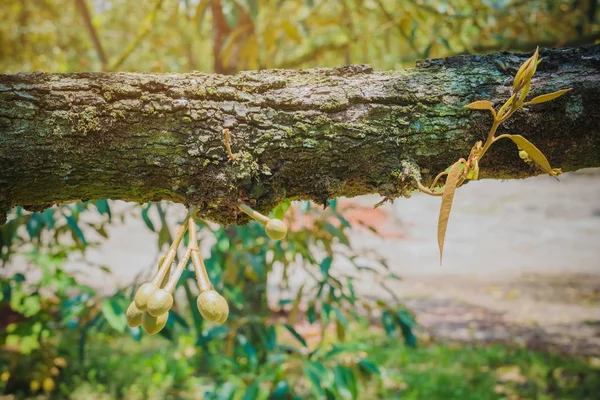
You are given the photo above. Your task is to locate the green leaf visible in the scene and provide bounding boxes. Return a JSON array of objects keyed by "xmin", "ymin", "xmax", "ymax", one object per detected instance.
[
  {"xmin": 272, "ymin": 381, "xmax": 290, "ymax": 399},
  {"xmin": 21, "ymin": 295, "xmax": 41, "ymax": 317},
  {"xmin": 304, "ymin": 364, "xmax": 325, "ymax": 397},
  {"xmin": 333, "ymin": 365, "xmax": 355, "ymax": 399},
  {"xmin": 358, "ymin": 359, "xmax": 380, "ymax": 375},
  {"xmin": 65, "ymin": 215, "xmax": 87, "ymax": 246},
  {"xmin": 289, "ymin": 284, "xmax": 305, "ymax": 325},
  {"xmin": 169, "ymin": 310, "xmax": 190, "ymax": 331},
  {"xmin": 221, "ymin": 0, "xmax": 239, "ymax": 28},
  {"xmin": 273, "ymin": 199, "xmax": 291, "ymax": 220},
  {"xmin": 307, "ymin": 303, "xmax": 317, "ymax": 324},
  {"xmin": 95, "ymin": 200, "xmax": 111, "ymax": 221},
  {"xmin": 141, "ymin": 203, "xmax": 155, "ymax": 232},
  {"xmin": 320, "ymin": 256, "xmax": 332, "ymax": 277},
  {"xmin": 217, "ymin": 382, "xmax": 236, "ymax": 400},
  {"xmin": 237, "ymin": 334, "xmax": 258, "ymax": 369},
  {"xmin": 157, "ymin": 223, "xmax": 171, "ymax": 249},
  {"xmin": 284, "ymin": 324, "xmax": 307, "ymax": 347},
  {"xmin": 101, "ymin": 298, "xmax": 126, "ymax": 333},
  {"xmin": 382, "ymin": 311, "xmax": 397, "ymax": 337},
  {"xmin": 242, "ymin": 381, "xmax": 260, "ymax": 400}
]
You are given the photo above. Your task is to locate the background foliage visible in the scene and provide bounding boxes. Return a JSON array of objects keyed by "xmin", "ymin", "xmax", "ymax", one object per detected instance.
[{"xmin": 1, "ymin": 0, "xmax": 599, "ymax": 399}]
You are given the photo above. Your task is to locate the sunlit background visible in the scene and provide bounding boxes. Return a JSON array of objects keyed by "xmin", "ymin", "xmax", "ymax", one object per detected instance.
[{"xmin": 1, "ymin": 1, "xmax": 600, "ymax": 399}]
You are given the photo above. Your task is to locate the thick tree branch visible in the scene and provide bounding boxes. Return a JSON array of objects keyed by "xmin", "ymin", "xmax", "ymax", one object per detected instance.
[{"xmin": 0, "ymin": 45, "xmax": 599, "ymax": 225}]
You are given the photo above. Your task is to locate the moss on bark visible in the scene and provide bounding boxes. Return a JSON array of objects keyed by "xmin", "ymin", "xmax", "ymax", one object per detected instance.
[{"xmin": 1, "ymin": 46, "xmax": 599, "ymax": 225}]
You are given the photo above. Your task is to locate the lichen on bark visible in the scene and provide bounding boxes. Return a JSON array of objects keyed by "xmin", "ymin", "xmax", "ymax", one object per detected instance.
[{"xmin": 0, "ymin": 45, "xmax": 599, "ymax": 225}]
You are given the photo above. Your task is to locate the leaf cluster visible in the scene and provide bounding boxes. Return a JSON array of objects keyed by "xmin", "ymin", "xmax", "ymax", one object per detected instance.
[{"xmin": 416, "ymin": 48, "xmax": 571, "ymax": 262}]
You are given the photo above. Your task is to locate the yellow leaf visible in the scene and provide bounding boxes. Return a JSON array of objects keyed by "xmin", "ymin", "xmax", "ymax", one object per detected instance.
[
  {"xmin": 513, "ymin": 47, "xmax": 539, "ymax": 90},
  {"xmin": 467, "ymin": 162, "xmax": 479, "ymax": 180},
  {"xmin": 507, "ymin": 135, "xmax": 560, "ymax": 176},
  {"xmin": 513, "ymin": 58, "xmax": 532, "ymax": 90},
  {"xmin": 497, "ymin": 93, "xmax": 516, "ymax": 119},
  {"xmin": 438, "ymin": 161, "xmax": 464, "ymax": 263},
  {"xmin": 289, "ymin": 284, "xmax": 305, "ymax": 325},
  {"xmin": 465, "ymin": 100, "xmax": 496, "ymax": 116},
  {"xmin": 526, "ymin": 88, "xmax": 572, "ymax": 105},
  {"xmin": 281, "ymin": 21, "xmax": 303, "ymax": 44}
]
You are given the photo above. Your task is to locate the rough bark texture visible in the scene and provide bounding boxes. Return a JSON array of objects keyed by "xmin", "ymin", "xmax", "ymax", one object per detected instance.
[{"xmin": 1, "ymin": 45, "xmax": 599, "ymax": 225}]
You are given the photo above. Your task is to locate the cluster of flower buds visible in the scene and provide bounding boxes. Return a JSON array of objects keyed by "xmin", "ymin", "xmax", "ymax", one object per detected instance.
[
  {"xmin": 125, "ymin": 203, "xmax": 289, "ymax": 334},
  {"xmin": 126, "ymin": 216, "xmax": 229, "ymax": 334}
]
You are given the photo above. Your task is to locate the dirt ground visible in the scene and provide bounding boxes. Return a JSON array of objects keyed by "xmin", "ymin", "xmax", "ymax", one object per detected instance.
[
  {"xmin": 48, "ymin": 168, "xmax": 600, "ymax": 355},
  {"xmin": 341, "ymin": 168, "xmax": 600, "ymax": 355}
]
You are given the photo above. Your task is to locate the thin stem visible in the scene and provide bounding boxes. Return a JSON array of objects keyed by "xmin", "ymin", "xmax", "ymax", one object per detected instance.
[
  {"xmin": 151, "ymin": 249, "xmax": 176, "ymax": 286},
  {"xmin": 238, "ymin": 203, "xmax": 269, "ymax": 225},
  {"xmin": 151, "ymin": 207, "xmax": 194, "ymax": 286},
  {"xmin": 416, "ymin": 180, "xmax": 442, "ymax": 197},
  {"xmin": 165, "ymin": 247, "xmax": 192, "ymax": 292},
  {"xmin": 430, "ymin": 171, "xmax": 449, "ymax": 190},
  {"xmin": 191, "ymin": 249, "xmax": 212, "ymax": 292},
  {"xmin": 188, "ymin": 218, "xmax": 198, "ymax": 249},
  {"xmin": 478, "ymin": 119, "xmax": 501, "ymax": 160}
]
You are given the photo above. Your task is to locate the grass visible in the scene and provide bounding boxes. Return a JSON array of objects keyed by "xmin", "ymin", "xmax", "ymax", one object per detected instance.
[
  {"xmin": 3, "ymin": 325, "xmax": 599, "ymax": 399},
  {"xmin": 359, "ymin": 332, "xmax": 600, "ymax": 399}
]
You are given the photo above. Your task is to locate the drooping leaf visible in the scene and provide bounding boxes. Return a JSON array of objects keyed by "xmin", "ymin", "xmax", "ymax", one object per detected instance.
[
  {"xmin": 273, "ymin": 199, "xmax": 291, "ymax": 220},
  {"xmin": 217, "ymin": 382, "xmax": 236, "ymax": 400},
  {"xmin": 237, "ymin": 334, "xmax": 258, "ymax": 369},
  {"xmin": 333, "ymin": 365, "xmax": 354, "ymax": 399},
  {"xmin": 169, "ymin": 310, "xmax": 190, "ymax": 331},
  {"xmin": 95, "ymin": 200, "xmax": 111, "ymax": 221},
  {"xmin": 525, "ymin": 88, "xmax": 572, "ymax": 105},
  {"xmin": 284, "ymin": 324, "xmax": 307, "ymax": 347},
  {"xmin": 437, "ymin": 161, "xmax": 464, "ymax": 263},
  {"xmin": 242, "ymin": 381, "xmax": 260, "ymax": 400},
  {"xmin": 320, "ymin": 256, "xmax": 332, "ymax": 277},
  {"xmin": 272, "ymin": 381, "xmax": 290, "ymax": 399},
  {"xmin": 381, "ymin": 311, "xmax": 397, "ymax": 337},
  {"xmin": 358, "ymin": 359, "xmax": 380, "ymax": 376},
  {"xmin": 289, "ymin": 284, "xmax": 305, "ymax": 325},
  {"xmin": 141, "ymin": 204, "xmax": 155, "ymax": 232},
  {"xmin": 506, "ymin": 135, "xmax": 561, "ymax": 176},
  {"xmin": 101, "ymin": 298, "xmax": 126, "ymax": 333},
  {"xmin": 304, "ymin": 364, "xmax": 325, "ymax": 397},
  {"xmin": 335, "ymin": 319, "xmax": 346, "ymax": 341},
  {"xmin": 65, "ymin": 215, "xmax": 87, "ymax": 246},
  {"xmin": 307, "ymin": 303, "xmax": 317, "ymax": 324}
]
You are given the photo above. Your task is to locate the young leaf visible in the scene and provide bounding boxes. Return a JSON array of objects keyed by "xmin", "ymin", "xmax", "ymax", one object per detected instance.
[
  {"xmin": 506, "ymin": 135, "xmax": 560, "ymax": 177},
  {"xmin": 464, "ymin": 100, "xmax": 496, "ymax": 117},
  {"xmin": 437, "ymin": 161, "xmax": 464, "ymax": 263},
  {"xmin": 284, "ymin": 324, "xmax": 307, "ymax": 347},
  {"xmin": 525, "ymin": 88, "xmax": 572, "ymax": 105}
]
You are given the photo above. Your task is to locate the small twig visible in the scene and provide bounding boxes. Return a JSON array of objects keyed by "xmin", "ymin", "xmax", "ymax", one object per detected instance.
[
  {"xmin": 110, "ymin": 0, "xmax": 163, "ymax": 71},
  {"xmin": 223, "ymin": 128, "xmax": 236, "ymax": 161}
]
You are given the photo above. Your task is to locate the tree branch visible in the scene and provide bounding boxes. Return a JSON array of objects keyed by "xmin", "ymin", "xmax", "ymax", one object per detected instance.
[
  {"xmin": 74, "ymin": 0, "xmax": 108, "ymax": 70},
  {"xmin": 1, "ymin": 45, "xmax": 599, "ymax": 225}
]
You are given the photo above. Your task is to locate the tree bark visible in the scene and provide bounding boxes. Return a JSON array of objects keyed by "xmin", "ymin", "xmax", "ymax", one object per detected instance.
[{"xmin": 1, "ymin": 45, "xmax": 599, "ymax": 225}]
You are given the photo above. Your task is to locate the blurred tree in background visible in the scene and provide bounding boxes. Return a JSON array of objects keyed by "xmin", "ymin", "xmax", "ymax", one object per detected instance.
[
  {"xmin": 1, "ymin": 0, "xmax": 598, "ymax": 74},
  {"xmin": 1, "ymin": 0, "xmax": 599, "ymax": 399}
]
